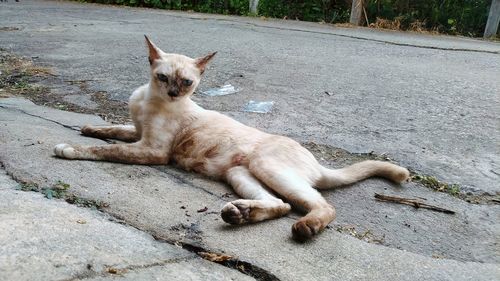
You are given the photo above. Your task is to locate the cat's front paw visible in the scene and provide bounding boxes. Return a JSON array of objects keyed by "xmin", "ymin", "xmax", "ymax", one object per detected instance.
[
  {"xmin": 80, "ymin": 125, "xmax": 94, "ymax": 136},
  {"xmin": 221, "ymin": 201, "xmax": 250, "ymax": 224},
  {"xmin": 54, "ymin": 143, "xmax": 76, "ymax": 159}
]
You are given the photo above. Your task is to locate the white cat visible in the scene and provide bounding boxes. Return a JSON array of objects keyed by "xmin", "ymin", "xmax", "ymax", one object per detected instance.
[{"xmin": 55, "ymin": 36, "xmax": 410, "ymax": 241}]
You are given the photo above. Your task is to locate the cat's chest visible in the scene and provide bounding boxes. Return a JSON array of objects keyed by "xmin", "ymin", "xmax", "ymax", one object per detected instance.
[{"xmin": 136, "ymin": 109, "xmax": 188, "ymax": 148}]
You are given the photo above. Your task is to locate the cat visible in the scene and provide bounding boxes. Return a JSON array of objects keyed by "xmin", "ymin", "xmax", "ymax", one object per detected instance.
[{"xmin": 54, "ymin": 36, "xmax": 410, "ymax": 241}]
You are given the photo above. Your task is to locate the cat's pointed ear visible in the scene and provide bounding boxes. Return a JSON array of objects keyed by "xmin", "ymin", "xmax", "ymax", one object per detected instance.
[
  {"xmin": 195, "ymin": 52, "xmax": 217, "ymax": 74},
  {"xmin": 144, "ymin": 35, "xmax": 161, "ymax": 65}
]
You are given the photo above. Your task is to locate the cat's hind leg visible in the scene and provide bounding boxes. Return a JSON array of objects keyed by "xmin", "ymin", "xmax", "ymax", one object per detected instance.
[
  {"xmin": 81, "ymin": 124, "xmax": 140, "ymax": 142},
  {"xmin": 221, "ymin": 166, "xmax": 291, "ymax": 224},
  {"xmin": 249, "ymin": 158, "xmax": 335, "ymax": 242}
]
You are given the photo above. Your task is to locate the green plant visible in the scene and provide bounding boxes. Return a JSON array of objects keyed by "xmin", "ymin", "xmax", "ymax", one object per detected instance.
[
  {"xmin": 44, "ymin": 180, "xmax": 71, "ymax": 199},
  {"xmin": 366, "ymin": 0, "xmax": 489, "ymax": 36},
  {"xmin": 76, "ymin": 0, "xmax": 491, "ymax": 37},
  {"xmin": 16, "ymin": 183, "xmax": 38, "ymax": 192}
]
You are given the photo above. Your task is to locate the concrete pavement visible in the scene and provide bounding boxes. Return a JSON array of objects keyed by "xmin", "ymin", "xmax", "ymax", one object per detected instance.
[
  {"xmin": 0, "ymin": 169, "xmax": 253, "ymax": 281},
  {"xmin": 0, "ymin": 98, "xmax": 498, "ymax": 280}
]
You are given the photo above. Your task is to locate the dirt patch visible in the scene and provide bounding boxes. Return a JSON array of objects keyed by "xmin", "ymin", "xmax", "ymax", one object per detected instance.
[
  {"xmin": 169, "ymin": 222, "xmax": 204, "ymax": 242},
  {"xmin": 303, "ymin": 141, "xmax": 387, "ymax": 166},
  {"xmin": 332, "ymin": 224, "xmax": 385, "ymax": 244},
  {"xmin": 0, "ymin": 50, "xmax": 130, "ymax": 124},
  {"xmin": 0, "ymin": 51, "xmax": 52, "ymax": 99}
]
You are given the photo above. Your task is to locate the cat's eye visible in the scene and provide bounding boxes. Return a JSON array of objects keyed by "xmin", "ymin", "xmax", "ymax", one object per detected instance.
[
  {"xmin": 157, "ymin": 73, "xmax": 168, "ymax": 83},
  {"xmin": 182, "ymin": 79, "xmax": 193, "ymax": 87}
]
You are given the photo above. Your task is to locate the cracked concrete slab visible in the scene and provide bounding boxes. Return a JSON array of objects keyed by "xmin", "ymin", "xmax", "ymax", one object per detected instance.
[
  {"xmin": 1, "ymin": 0, "xmax": 498, "ymax": 195},
  {"xmin": 0, "ymin": 169, "xmax": 253, "ymax": 281},
  {"xmin": 0, "ymin": 98, "xmax": 498, "ymax": 280}
]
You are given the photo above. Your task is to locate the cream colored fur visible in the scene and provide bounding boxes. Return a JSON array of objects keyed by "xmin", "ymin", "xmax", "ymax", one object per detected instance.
[{"xmin": 54, "ymin": 36, "xmax": 410, "ymax": 241}]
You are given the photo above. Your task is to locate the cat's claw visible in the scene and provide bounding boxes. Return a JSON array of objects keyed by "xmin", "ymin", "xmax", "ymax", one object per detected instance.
[
  {"xmin": 221, "ymin": 201, "xmax": 250, "ymax": 224},
  {"xmin": 54, "ymin": 143, "xmax": 76, "ymax": 159}
]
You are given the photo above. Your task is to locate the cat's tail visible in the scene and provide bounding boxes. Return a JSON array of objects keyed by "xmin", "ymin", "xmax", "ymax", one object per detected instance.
[{"xmin": 315, "ymin": 160, "xmax": 410, "ymax": 189}]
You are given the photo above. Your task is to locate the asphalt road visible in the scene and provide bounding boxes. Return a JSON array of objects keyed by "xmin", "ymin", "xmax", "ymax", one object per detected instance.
[{"xmin": 1, "ymin": 0, "xmax": 499, "ymax": 194}]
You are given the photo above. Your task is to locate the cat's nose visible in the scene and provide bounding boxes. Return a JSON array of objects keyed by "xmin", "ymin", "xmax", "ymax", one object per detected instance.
[{"xmin": 168, "ymin": 90, "xmax": 179, "ymax": 97}]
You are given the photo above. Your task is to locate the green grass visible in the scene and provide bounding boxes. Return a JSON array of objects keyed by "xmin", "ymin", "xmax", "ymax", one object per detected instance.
[
  {"xmin": 14, "ymin": 179, "xmax": 109, "ymax": 209},
  {"xmin": 411, "ymin": 174, "xmax": 461, "ymax": 196}
]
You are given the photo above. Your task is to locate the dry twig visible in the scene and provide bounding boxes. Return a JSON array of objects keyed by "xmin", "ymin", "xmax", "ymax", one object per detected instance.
[{"xmin": 374, "ymin": 193, "xmax": 455, "ymax": 214}]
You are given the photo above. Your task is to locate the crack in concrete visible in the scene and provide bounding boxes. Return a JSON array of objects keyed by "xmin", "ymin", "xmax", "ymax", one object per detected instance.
[
  {"xmin": 104, "ymin": 211, "xmax": 281, "ymax": 280},
  {"xmin": 152, "ymin": 234, "xmax": 280, "ymax": 281},
  {"xmin": 242, "ymin": 23, "xmax": 500, "ymax": 54},
  {"xmin": 0, "ymin": 103, "xmax": 118, "ymax": 144},
  {"xmin": 98, "ymin": 207, "xmax": 280, "ymax": 280},
  {"xmin": 0, "ymin": 104, "xmax": 81, "ymax": 131}
]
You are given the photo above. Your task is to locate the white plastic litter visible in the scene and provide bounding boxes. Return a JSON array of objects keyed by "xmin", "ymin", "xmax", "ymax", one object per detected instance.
[
  {"xmin": 243, "ymin": 100, "xmax": 274, "ymax": 113},
  {"xmin": 201, "ymin": 84, "xmax": 239, "ymax": 96}
]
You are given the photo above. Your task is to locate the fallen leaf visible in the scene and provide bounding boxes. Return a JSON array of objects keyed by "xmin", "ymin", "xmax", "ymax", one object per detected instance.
[
  {"xmin": 106, "ymin": 267, "xmax": 126, "ymax": 274},
  {"xmin": 199, "ymin": 251, "xmax": 233, "ymax": 262}
]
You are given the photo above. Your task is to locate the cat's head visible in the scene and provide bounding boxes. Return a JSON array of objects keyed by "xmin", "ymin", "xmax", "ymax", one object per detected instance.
[{"xmin": 144, "ymin": 35, "xmax": 216, "ymax": 101}]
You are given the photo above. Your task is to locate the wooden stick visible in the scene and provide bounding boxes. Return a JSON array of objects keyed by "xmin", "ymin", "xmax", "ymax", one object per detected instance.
[
  {"xmin": 374, "ymin": 193, "xmax": 455, "ymax": 214},
  {"xmin": 363, "ymin": 6, "xmax": 370, "ymax": 26}
]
